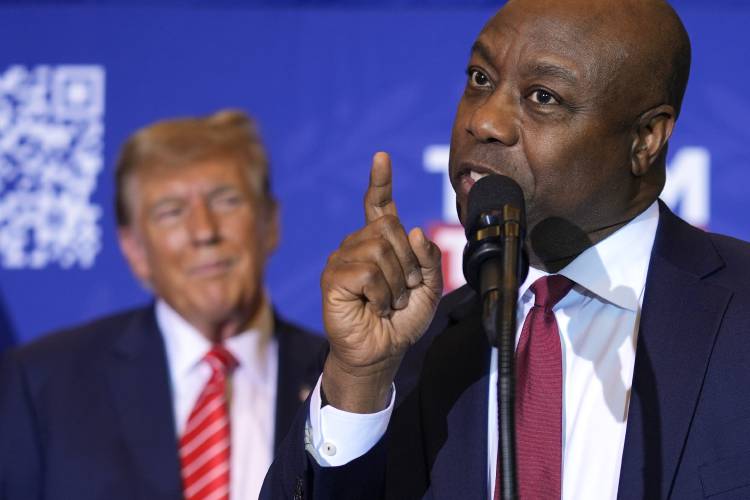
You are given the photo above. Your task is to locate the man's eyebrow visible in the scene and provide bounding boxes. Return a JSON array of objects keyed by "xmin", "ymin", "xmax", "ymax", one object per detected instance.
[
  {"xmin": 470, "ymin": 40, "xmax": 494, "ymax": 63},
  {"xmin": 523, "ymin": 62, "xmax": 579, "ymax": 85},
  {"xmin": 208, "ymin": 185, "xmax": 241, "ymax": 197}
]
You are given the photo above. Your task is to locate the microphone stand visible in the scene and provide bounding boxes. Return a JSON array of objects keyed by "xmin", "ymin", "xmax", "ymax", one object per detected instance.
[{"xmin": 480, "ymin": 205, "xmax": 523, "ymax": 500}]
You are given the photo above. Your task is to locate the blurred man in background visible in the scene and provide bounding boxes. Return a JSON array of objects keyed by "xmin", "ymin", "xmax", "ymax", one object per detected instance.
[{"xmin": 0, "ymin": 109, "xmax": 325, "ymax": 500}]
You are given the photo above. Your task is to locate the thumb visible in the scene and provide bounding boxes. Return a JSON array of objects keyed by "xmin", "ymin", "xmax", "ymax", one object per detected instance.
[{"xmin": 408, "ymin": 227, "xmax": 443, "ymax": 297}]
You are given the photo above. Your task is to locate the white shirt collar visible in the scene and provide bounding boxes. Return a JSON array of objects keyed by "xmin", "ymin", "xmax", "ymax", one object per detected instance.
[
  {"xmin": 156, "ymin": 294, "xmax": 276, "ymax": 387},
  {"xmin": 520, "ymin": 201, "xmax": 660, "ymax": 311}
]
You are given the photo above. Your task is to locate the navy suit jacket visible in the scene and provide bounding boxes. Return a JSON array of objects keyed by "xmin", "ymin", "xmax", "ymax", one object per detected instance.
[
  {"xmin": 0, "ymin": 306, "xmax": 326, "ymax": 500},
  {"xmin": 262, "ymin": 204, "xmax": 750, "ymax": 499}
]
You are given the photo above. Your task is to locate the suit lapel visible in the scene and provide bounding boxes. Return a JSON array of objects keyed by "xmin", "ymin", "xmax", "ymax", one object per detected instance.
[
  {"xmin": 421, "ymin": 296, "xmax": 490, "ymax": 500},
  {"xmin": 274, "ymin": 314, "xmax": 320, "ymax": 453},
  {"xmin": 106, "ymin": 307, "xmax": 183, "ymax": 499},
  {"xmin": 618, "ymin": 205, "xmax": 732, "ymax": 499}
]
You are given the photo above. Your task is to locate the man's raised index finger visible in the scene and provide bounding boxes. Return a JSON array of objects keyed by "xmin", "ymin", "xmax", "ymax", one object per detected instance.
[{"xmin": 365, "ymin": 151, "xmax": 398, "ymax": 223}]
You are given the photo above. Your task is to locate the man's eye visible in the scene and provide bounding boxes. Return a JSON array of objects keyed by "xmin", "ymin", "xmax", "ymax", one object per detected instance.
[
  {"xmin": 528, "ymin": 89, "xmax": 560, "ymax": 105},
  {"xmin": 468, "ymin": 69, "xmax": 491, "ymax": 88},
  {"xmin": 153, "ymin": 207, "xmax": 184, "ymax": 222},
  {"xmin": 212, "ymin": 194, "xmax": 244, "ymax": 212}
]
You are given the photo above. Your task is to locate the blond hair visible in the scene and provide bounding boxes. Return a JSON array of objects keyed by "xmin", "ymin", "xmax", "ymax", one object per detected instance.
[{"xmin": 114, "ymin": 109, "xmax": 272, "ymax": 226}]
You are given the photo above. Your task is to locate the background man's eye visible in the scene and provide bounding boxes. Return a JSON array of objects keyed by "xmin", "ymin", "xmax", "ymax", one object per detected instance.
[
  {"xmin": 212, "ymin": 193, "xmax": 244, "ymax": 212},
  {"xmin": 154, "ymin": 207, "xmax": 184, "ymax": 223},
  {"xmin": 530, "ymin": 89, "xmax": 559, "ymax": 105},
  {"xmin": 470, "ymin": 70, "xmax": 490, "ymax": 87}
]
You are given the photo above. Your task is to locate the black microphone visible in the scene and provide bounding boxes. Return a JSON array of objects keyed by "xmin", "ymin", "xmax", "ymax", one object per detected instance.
[
  {"xmin": 462, "ymin": 174, "xmax": 529, "ymax": 500},
  {"xmin": 462, "ymin": 174, "xmax": 529, "ymax": 319}
]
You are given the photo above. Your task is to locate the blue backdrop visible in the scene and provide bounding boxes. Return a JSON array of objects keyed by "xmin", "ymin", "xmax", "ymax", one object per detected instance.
[{"xmin": 0, "ymin": 1, "xmax": 748, "ymax": 347}]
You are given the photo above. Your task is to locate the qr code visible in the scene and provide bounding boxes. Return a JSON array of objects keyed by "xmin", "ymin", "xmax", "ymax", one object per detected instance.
[{"xmin": 0, "ymin": 65, "xmax": 105, "ymax": 269}]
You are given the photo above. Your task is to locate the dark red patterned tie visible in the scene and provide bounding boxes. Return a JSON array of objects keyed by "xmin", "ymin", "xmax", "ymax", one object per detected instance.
[
  {"xmin": 495, "ymin": 274, "xmax": 574, "ymax": 500},
  {"xmin": 180, "ymin": 344, "xmax": 237, "ymax": 500}
]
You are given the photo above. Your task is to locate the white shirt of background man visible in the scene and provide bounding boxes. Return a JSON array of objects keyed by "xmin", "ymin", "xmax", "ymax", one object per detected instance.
[{"xmin": 157, "ymin": 294, "xmax": 279, "ymax": 500}]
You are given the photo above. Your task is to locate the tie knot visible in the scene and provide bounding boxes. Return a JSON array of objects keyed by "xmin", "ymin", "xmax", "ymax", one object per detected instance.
[
  {"xmin": 204, "ymin": 344, "xmax": 238, "ymax": 375},
  {"xmin": 530, "ymin": 274, "xmax": 574, "ymax": 310}
]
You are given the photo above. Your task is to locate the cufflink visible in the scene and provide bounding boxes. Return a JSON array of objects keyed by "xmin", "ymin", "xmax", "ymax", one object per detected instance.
[{"xmin": 322, "ymin": 442, "xmax": 337, "ymax": 457}]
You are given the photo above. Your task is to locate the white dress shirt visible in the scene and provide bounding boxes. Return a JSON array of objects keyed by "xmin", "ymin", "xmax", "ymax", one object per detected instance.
[
  {"xmin": 157, "ymin": 296, "xmax": 279, "ymax": 500},
  {"xmin": 309, "ymin": 201, "xmax": 660, "ymax": 500}
]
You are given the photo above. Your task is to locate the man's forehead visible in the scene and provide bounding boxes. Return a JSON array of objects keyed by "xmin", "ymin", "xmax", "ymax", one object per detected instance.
[
  {"xmin": 140, "ymin": 160, "xmax": 253, "ymax": 188},
  {"xmin": 473, "ymin": 4, "xmax": 629, "ymax": 85},
  {"xmin": 473, "ymin": 29, "xmax": 593, "ymax": 83},
  {"xmin": 482, "ymin": 0, "xmax": 669, "ymax": 55},
  {"xmin": 478, "ymin": 3, "xmax": 614, "ymax": 57}
]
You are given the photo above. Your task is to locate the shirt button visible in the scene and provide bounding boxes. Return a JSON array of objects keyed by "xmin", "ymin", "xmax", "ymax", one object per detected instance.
[{"xmin": 323, "ymin": 442, "xmax": 337, "ymax": 456}]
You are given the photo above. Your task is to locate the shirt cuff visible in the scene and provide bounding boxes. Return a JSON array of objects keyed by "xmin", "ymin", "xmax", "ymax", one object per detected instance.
[{"xmin": 305, "ymin": 374, "xmax": 395, "ymax": 467}]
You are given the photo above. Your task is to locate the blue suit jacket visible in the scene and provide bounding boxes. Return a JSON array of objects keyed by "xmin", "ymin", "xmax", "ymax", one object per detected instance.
[
  {"xmin": 262, "ymin": 204, "xmax": 750, "ymax": 499},
  {"xmin": 0, "ymin": 306, "xmax": 326, "ymax": 500}
]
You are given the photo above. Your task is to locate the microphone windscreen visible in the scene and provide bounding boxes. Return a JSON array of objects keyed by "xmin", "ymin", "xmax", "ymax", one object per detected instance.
[{"xmin": 465, "ymin": 174, "xmax": 525, "ymax": 237}]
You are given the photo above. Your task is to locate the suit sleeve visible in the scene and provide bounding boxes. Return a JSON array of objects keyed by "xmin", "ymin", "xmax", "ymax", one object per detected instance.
[
  {"xmin": 264, "ymin": 292, "xmax": 466, "ymax": 499},
  {"xmin": 260, "ymin": 393, "xmax": 388, "ymax": 500},
  {"xmin": 0, "ymin": 351, "xmax": 42, "ymax": 500}
]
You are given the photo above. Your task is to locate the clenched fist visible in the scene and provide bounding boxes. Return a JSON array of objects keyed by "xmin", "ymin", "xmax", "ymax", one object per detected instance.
[{"xmin": 321, "ymin": 152, "xmax": 443, "ymax": 413}]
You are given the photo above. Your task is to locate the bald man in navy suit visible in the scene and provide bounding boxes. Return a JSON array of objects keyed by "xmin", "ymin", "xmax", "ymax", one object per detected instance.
[{"xmin": 262, "ymin": 1, "xmax": 750, "ymax": 499}]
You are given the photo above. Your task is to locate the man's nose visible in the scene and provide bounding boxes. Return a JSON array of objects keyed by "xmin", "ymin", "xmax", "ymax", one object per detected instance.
[
  {"xmin": 465, "ymin": 90, "xmax": 520, "ymax": 146},
  {"xmin": 188, "ymin": 200, "xmax": 221, "ymax": 245}
]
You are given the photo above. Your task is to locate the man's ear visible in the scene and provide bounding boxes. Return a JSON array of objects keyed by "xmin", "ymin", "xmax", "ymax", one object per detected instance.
[
  {"xmin": 631, "ymin": 104, "xmax": 676, "ymax": 176},
  {"xmin": 118, "ymin": 226, "xmax": 152, "ymax": 286}
]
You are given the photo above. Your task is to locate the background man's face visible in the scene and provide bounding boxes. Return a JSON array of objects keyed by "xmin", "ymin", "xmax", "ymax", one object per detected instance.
[
  {"xmin": 119, "ymin": 159, "xmax": 278, "ymax": 332},
  {"xmin": 448, "ymin": 2, "xmax": 641, "ymax": 254}
]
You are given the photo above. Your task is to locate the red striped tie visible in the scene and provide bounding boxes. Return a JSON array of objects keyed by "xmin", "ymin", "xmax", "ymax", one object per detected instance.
[{"xmin": 180, "ymin": 345, "xmax": 237, "ymax": 500}]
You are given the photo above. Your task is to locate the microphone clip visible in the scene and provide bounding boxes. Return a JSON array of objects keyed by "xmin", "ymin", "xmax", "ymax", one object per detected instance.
[{"xmin": 463, "ymin": 205, "xmax": 528, "ymax": 301}]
